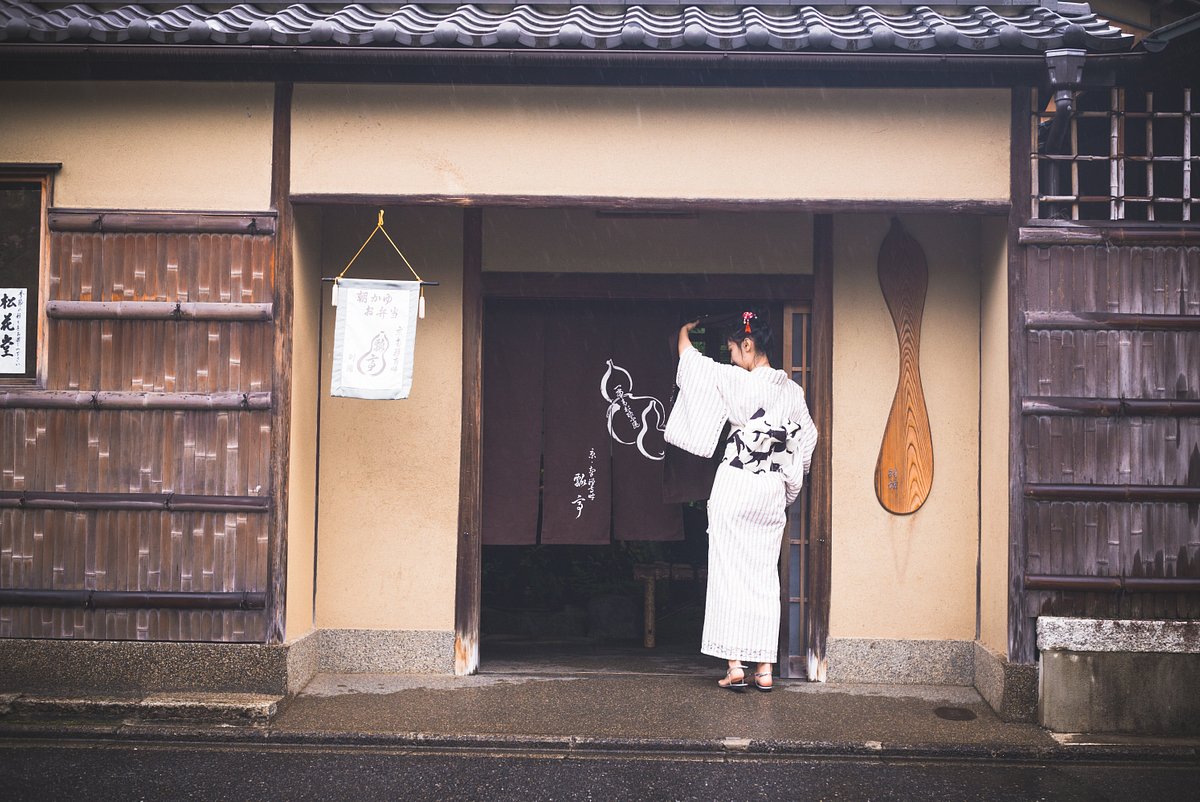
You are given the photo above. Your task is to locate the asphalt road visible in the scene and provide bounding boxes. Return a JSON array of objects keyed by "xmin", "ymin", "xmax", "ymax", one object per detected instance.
[{"xmin": 4, "ymin": 740, "xmax": 1200, "ymax": 802}]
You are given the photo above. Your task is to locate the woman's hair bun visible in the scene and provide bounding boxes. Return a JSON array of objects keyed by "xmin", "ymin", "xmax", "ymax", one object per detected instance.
[{"xmin": 727, "ymin": 308, "xmax": 772, "ymax": 351}]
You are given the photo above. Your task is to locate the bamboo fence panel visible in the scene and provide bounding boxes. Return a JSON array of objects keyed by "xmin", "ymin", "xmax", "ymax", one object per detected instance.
[
  {"xmin": 0, "ymin": 509, "xmax": 267, "ymax": 640},
  {"xmin": 1023, "ymin": 417, "xmax": 1200, "ymax": 485},
  {"xmin": 48, "ymin": 232, "xmax": 273, "ymax": 304},
  {"xmin": 1019, "ymin": 241, "xmax": 1200, "ymax": 629},
  {"xmin": 0, "ymin": 410, "xmax": 270, "ymax": 495},
  {"xmin": 1024, "ymin": 330, "xmax": 1198, "ymax": 398},
  {"xmin": 1, "ymin": 227, "xmax": 274, "ymax": 642},
  {"xmin": 47, "ymin": 321, "xmax": 270, "ymax": 393},
  {"xmin": 1025, "ymin": 245, "xmax": 1200, "ymax": 316}
]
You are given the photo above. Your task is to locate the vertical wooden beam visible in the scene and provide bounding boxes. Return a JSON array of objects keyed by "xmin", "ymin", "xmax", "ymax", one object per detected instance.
[
  {"xmin": 806, "ymin": 213, "xmax": 833, "ymax": 681},
  {"xmin": 454, "ymin": 208, "xmax": 484, "ymax": 675},
  {"xmin": 266, "ymin": 81, "xmax": 294, "ymax": 644},
  {"xmin": 36, "ymin": 171, "xmax": 52, "ymax": 388},
  {"xmin": 1008, "ymin": 87, "xmax": 1035, "ymax": 664},
  {"xmin": 779, "ymin": 309, "xmax": 795, "ymax": 677}
]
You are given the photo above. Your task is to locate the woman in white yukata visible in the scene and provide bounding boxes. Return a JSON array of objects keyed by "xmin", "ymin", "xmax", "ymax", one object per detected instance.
[{"xmin": 668, "ymin": 312, "xmax": 818, "ymax": 692}]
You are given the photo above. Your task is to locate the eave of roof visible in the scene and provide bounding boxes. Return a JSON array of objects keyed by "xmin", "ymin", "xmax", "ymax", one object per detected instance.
[
  {"xmin": 0, "ymin": 2, "xmax": 1135, "ymax": 55},
  {"xmin": 1140, "ymin": 10, "xmax": 1200, "ymax": 52}
]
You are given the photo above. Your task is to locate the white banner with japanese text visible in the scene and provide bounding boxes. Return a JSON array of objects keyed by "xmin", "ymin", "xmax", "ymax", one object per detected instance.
[
  {"xmin": 0, "ymin": 288, "xmax": 28, "ymax": 374},
  {"xmin": 330, "ymin": 279, "xmax": 420, "ymax": 400}
]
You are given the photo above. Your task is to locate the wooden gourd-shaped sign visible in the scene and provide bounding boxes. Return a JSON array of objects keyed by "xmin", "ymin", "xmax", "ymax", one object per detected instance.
[{"xmin": 874, "ymin": 218, "xmax": 934, "ymax": 515}]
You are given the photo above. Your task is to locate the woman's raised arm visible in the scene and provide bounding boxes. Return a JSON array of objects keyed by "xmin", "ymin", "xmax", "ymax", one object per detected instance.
[{"xmin": 678, "ymin": 320, "xmax": 699, "ymax": 357}]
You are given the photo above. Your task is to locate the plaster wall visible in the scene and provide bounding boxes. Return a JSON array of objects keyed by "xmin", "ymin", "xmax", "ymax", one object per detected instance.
[
  {"xmin": 285, "ymin": 206, "xmax": 324, "ymax": 642},
  {"xmin": 829, "ymin": 214, "xmax": 981, "ymax": 641},
  {"xmin": 291, "ymin": 85, "xmax": 1009, "ymax": 203},
  {"xmin": 482, "ymin": 209, "xmax": 812, "ymax": 274},
  {"xmin": 313, "ymin": 206, "xmax": 463, "ymax": 632},
  {"xmin": 0, "ymin": 82, "xmax": 274, "ymax": 210},
  {"xmin": 978, "ymin": 217, "xmax": 1010, "ymax": 655}
]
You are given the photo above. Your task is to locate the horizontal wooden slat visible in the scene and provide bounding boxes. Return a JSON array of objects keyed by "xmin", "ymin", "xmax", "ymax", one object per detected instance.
[
  {"xmin": 1025, "ymin": 484, "xmax": 1200, "ymax": 502},
  {"xmin": 1, "ymin": 162, "xmax": 61, "ymax": 173},
  {"xmin": 1022, "ymin": 396, "xmax": 1200, "ymax": 417},
  {"xmin": 483, "ymin": 272, "xmax": 812, "ymax": 301},
  {"xmin": 1025, "ymin": 575, "xmax": 1200, "ymax": 593},
  {"xmin": 49, "ymin": 209, "xmax": 276, "ymax": 236},
  {"xmin": 294, "ymin": 193, "xmax": 1010, "ymax": 216},
  {"xmin": 46, "ymin": 301, "xmax": 273, "ymax": 321},
  {"xmin": 0, "ymin": 390, "xmax": 271, "ymax": 411},
  {"xmin": 1020, "ymin": 224, "xmax": 1200, "ymax": 246},
  {"xmin": 0, "ymin": 590, "xmax": 266, "ymax": 610},
  {"xmin": 0, "ymin": 490, "xmax": 268, "ymax": 512},
  {"xmin": 1024, "ymin": 311, "xmax": 1200, "ymax": 331}
]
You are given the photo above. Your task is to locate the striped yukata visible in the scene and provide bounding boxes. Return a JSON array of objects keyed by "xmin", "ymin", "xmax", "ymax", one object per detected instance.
[{"xmin": 665, "ymin": 346, "xmax": 818, "ymax": 664}]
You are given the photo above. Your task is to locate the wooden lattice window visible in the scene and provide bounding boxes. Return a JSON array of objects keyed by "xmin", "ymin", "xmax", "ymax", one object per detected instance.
[
  {"xmin": 1032, "ymin": 87, "xmax": 1198, "ymax": 222},
  {"xmin": 779, "ymin": 303, "xmax": 811, "ymax": 678}
]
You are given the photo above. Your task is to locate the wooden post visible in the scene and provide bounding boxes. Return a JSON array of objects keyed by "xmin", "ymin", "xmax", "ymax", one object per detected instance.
[
  {"xmin": 266, "ymin": 80, "xmax": 294, "ymax": 645},
  {"xmin": 1008, "ymin": 87, "xmax": 1035, "ymax": 664},
  {"xmin": 454, "ymin": 208, "xmax": 484, "ymax": 675},
  {"xmin": 806, "ymin": 213, "xmax": 834, "ymax": 681}
]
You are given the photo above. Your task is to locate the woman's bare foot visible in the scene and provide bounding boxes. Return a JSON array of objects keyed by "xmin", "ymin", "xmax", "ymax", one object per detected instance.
[
  {"xmin": 718, "ymin": 661, "xmax": 747, "ymax": 690},
  {"xmin": 753, "ymin": 663, "xmax": 773, "ymax": 692}
]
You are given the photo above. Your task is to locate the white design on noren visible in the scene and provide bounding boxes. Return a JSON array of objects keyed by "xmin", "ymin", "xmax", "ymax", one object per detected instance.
[{"xmin": 600, "ymin": 359, "xmax": 666, "ymax": 461}]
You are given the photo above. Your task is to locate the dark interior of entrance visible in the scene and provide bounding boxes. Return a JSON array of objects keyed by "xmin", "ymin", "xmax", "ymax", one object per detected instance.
[{"xmin": 479, "ymin": 298, "xmax": 784, "ymax": 674}]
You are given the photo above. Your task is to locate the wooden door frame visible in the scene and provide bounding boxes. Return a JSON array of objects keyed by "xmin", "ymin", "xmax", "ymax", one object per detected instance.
[
  {"xmin": 806, "ymin": 214, "xmax": 833, "ymax": 681},
  {"xmin": 451, "ymin": 205, "xmax": 832, "ymax": 676}
]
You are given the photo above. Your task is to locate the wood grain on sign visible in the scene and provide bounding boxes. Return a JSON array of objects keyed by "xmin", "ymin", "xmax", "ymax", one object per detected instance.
[{"xmin": 874, "ymin": 219, "xmax": 933, "ymax": 515}]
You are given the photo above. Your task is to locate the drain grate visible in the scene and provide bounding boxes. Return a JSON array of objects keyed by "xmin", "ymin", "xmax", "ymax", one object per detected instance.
[{"xmin": 932, "ymin": 706, "xmax": 978, "ymax": 721}]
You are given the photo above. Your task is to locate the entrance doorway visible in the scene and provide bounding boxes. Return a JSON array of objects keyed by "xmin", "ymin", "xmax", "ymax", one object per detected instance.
[{"xmin": 476, "ymin": 288, "xmax": 812, "ymax": 677}]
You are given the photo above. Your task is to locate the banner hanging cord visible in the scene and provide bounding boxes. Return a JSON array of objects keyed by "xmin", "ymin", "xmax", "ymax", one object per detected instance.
[{"xmin": 335, "ymin": 209, "xmax": 428, "ymax": 317}]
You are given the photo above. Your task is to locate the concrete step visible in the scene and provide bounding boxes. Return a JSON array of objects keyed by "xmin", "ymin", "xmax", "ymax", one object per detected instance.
[{"xmin": 2, "ymin": 692, "xmax": 282, "ymax": 726}]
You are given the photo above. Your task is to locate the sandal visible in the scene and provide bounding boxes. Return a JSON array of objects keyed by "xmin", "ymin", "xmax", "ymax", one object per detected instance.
[
  {"xmin": 718, "ymin": 663, "xmax": 748, "ymax": 692},
  {"xmin": 753, "ymin": 671, "xmax": 773, "ymax": 692}
]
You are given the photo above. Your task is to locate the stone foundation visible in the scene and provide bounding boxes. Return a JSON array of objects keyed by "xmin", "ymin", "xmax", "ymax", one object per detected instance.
[
  {"xmin": 822, "ymin": 637, "xmax": 1037, "ymax": 723},
  {"xmin": 317, "ymin": 629, "xmax": 455, "ymax": 674},
  {"xmin": 825, "ymin": 638, "xmax": 974, "ymax": 685},
  {"xmin": 972, "ymin": 641, "xmax": 1037, "ymax": 723},
  {"xmin": 1037, "ymin": 617, "xmax": 1200, "ymax": 736},
  {"xmin": 0, "ymin": 628, "xmax": 455, "ymax": 697}
]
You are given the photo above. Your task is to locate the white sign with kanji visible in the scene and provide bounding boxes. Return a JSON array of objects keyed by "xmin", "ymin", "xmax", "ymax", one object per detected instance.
[
  {"xmin": 0, "ymin": 288, "xmax": 27, "ymax": 374},
  {"xmin": 330, "ymin": 278, "xmax": 421, "ymax": 400}
]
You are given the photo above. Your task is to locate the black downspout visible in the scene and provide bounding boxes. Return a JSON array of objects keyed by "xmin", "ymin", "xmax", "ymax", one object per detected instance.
[
  {"xmin": 1042, "ymin": 48, "xmax": 1088, "ymax": 217},
  {"xmin": 1044, "ymin": 48, "xmax": 1087, "ymax": 154}
]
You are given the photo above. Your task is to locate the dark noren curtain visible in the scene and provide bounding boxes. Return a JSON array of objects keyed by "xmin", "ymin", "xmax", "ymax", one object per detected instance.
[
  {"xmin": 480, "ymin": 303, "xmax": 545, "ymax": 545},
  {"xmin": 539, "ymin": 304, "xmax": 613, "ymax": 545},
  {"xmin": 609, "ymin": 304, "xmax": 683, "ymax": 541},
  {"xmin": 662, "ymin": 441, "xmax": 720, "ymax": 505},
  {"xmin": 482, "ymin": 301, "xmax": 701, "ymax": 545}
]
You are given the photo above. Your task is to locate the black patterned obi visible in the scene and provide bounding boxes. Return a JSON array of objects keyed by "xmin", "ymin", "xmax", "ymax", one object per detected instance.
[{"xmin": 721, "ymin": 407, "xmax": 804, "ymax": 476}]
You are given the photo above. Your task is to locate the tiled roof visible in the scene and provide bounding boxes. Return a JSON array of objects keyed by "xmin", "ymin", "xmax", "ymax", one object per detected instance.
[{"xmin": 0, "ymin": 2, "xmax": 1134, "ymax": 53}]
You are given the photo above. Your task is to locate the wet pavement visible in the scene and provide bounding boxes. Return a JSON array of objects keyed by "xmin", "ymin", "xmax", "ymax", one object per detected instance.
[
  {"xmin": 5, "ymin": 738, "xmax": 1200, "ymax": 802},
  {"xmin": 3, "ymin": 643, "xmax": 1199, "ymax": 767},
  {"xmin": 277, "ymin": 672, "xmax": 1052, "ymax": 755}
]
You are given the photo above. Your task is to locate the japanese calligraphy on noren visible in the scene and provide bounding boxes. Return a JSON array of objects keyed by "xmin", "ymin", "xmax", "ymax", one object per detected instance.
[
  {"xmin": 0, "ymin": 288, "xmax": 27, "ymax": 374},
  {"xmin": 330, "ymin": 278, "xmax": 421, "ymax": 400},
  {"xmin": 570, "ymin": 447, "xmax": 599, "ymax": 519}
]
